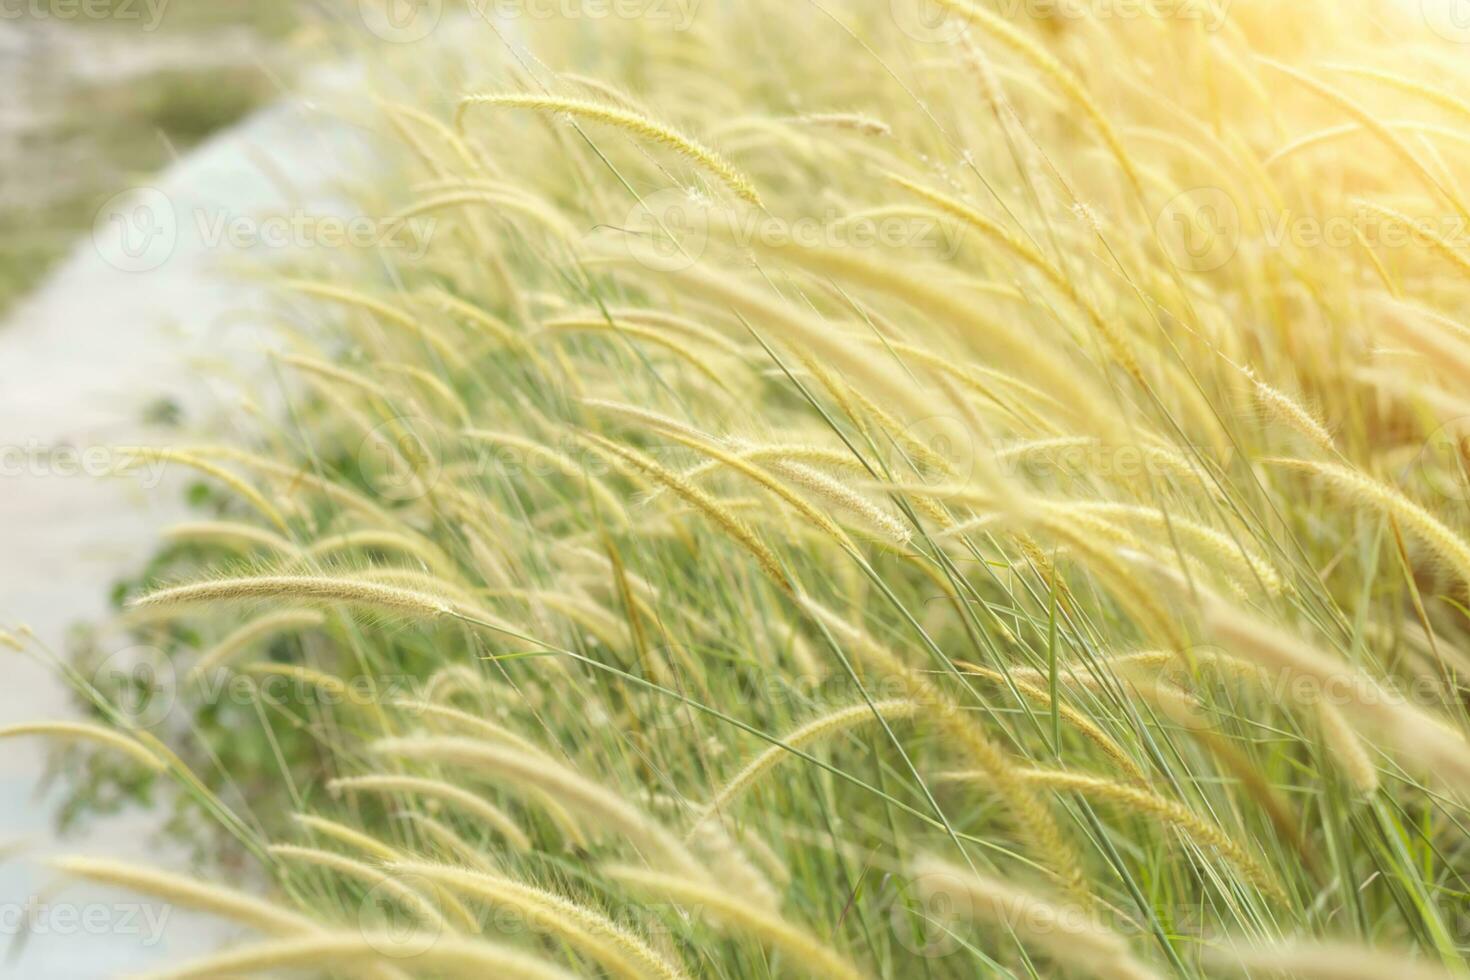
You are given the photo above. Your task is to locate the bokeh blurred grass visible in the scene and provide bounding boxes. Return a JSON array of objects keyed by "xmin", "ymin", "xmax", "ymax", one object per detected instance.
[{"xmin": 0, "ymin": 1, "xmax": 295, "ymax": 315}]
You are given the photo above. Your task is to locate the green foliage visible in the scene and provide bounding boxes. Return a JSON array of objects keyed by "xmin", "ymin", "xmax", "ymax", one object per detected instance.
[{"xmin": 32, "ymin": 2, "xmax": 1470, "ymax": 977}]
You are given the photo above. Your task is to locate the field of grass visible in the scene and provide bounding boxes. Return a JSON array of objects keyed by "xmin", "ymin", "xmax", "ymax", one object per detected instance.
[{"xmin": 10, "ymin": 1, "xmax": 1470, "ymax": 976}]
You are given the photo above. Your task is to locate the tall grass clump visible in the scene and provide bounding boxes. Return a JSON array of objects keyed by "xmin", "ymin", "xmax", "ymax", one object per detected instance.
[{"xmin": 28, "ymin": 2, "xmax": 1470, "ymax": 977}]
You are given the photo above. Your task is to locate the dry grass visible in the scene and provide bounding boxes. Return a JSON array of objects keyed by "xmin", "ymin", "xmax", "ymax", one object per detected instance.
[{"xmin": 28, "ymin": 3, "xmax": 1470, "ymax": 977}]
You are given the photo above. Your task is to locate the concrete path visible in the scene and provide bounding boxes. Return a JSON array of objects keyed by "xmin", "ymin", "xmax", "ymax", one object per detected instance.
[{"xmin": 0, "ymin": 69, "xmax": 372, "ymax": 976}]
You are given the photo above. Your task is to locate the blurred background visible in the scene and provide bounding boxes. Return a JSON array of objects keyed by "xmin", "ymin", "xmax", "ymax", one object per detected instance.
[{"xmin": 0, "ymin": 3, "xmax": 345, "ymax": 975}]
